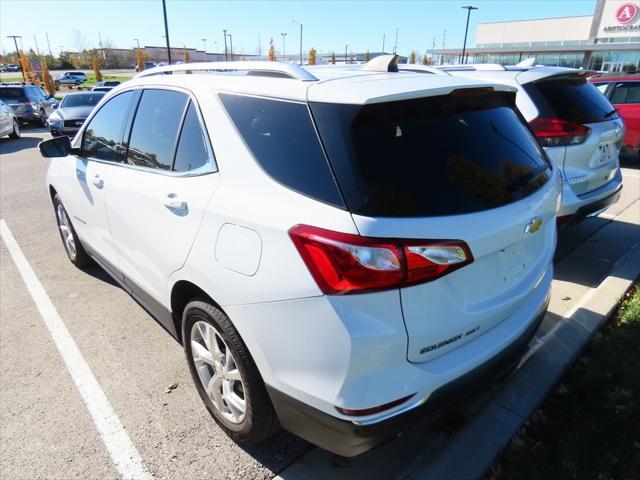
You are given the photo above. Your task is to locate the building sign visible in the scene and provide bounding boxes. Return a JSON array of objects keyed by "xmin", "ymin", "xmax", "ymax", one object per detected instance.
[{"xmin": 598, "ymin": 0, "xmax": 640, "ymax": 37}]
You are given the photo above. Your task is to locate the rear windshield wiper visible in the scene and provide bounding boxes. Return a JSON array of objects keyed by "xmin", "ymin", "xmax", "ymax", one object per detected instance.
[{"xmin": 604, "ymin": 108, "xmax": 619, "ymax": 119}]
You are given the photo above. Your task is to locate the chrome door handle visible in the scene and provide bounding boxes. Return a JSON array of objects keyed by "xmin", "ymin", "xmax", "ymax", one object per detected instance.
[
  {"xmin": 92, "ymin": 174, "xmax": 104, "ymax": 189},
  {"xmin": 163, "ymin": 193, "xmax": 187, "ymax": 210}
]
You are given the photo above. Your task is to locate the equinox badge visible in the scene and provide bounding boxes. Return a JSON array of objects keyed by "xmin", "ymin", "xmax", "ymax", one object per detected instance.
[{"xmin": 524, "ymin": 216, "xmax": 543, "ymax": 235}]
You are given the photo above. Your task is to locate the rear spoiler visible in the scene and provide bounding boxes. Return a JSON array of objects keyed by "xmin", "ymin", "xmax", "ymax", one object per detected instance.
[{"xmin": 516, "ymin": 68, "xmax": 597, "ymax": 84}]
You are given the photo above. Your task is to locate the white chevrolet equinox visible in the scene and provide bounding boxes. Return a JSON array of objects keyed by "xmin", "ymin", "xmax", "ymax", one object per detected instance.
[{"xmin": 40, "ymin": 56, "xmax": 560, "ymax": 457}]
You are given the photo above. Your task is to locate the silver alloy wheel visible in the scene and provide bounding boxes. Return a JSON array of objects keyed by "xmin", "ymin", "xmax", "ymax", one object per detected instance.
[
  {"xmin": 191, "ymin": 320, "xmax": 246, "ymax": 424},
  {"xmin": 13, "ymin": 120, "xmax": 19, "ymax": 136},
  {"xmin": 56, "ymin": 204, "xmax": 76, "ymax": 259}
]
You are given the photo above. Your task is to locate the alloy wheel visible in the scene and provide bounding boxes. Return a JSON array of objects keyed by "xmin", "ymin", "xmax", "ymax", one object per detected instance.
[
  {"xmin": 56, "ymin": 204, "xmax": 76, "ymax": 260},
  {"xmin": 190, "ymin": 320, "xmax": 246, "ymax": 424}
]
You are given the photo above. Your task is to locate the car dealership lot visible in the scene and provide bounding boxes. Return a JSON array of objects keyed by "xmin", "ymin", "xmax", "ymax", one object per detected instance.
[{"xmin": 1, "ymin": 128, "xmax": 639, "ymax": 480}]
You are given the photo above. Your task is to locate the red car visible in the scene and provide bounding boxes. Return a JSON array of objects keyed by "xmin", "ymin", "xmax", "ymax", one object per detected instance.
[{"xmin": 590, "ymin": 74, "xmax": 640, "ymax": 161}]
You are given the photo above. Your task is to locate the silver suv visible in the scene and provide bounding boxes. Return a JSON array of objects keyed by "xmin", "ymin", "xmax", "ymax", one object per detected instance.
[{"xmin": 440, "ymin": 64, "xmax": 624, "ymax": 225}]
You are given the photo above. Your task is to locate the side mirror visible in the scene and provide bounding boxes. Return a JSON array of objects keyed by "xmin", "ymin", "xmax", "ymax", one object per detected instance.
[
  {"xmin": 39, "ymin": 136, "xmax": 75, "ymax": 158},
  {"xmin": 52, "ymin": 103, "xmax": 59, "ymax": 109}
]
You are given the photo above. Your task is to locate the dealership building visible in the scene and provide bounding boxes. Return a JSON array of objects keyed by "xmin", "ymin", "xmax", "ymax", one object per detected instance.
[{"xmin": 431, "ymin": 0, "xmax": 639, "ymax": 71}]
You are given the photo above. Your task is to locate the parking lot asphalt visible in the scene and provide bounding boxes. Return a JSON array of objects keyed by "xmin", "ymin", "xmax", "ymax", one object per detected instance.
[{"xmin": 1, "ymin": 128, "xmax": 638, "ymax": 480}]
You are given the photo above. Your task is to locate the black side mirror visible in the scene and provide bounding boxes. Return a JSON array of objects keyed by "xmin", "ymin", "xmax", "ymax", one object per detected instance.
[{"xmin": 39, "ymin": 136, "xmax": 74, "ymax": 158}]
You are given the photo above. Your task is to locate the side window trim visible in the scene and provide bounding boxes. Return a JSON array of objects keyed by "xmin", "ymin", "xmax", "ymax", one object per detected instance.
[
  {"xmin": 170, "ymin": 97, "xmax": 192, "ymax": 170},
  {"xmin": 171, "ymin": 99, "xmax": 218, "ymax": 173}
]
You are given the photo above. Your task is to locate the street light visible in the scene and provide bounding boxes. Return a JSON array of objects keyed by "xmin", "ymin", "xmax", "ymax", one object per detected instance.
[
  {"xmin": 223, "ymin": 29, "xmax": 228, "ymax": 61},
  {"xmin": 460, "ymin": 6, "xmax": 478, "ymax": 64},
  {"xmin": 292, "ymin": 20, "xmax": 303, "ymax": 66},
  {"xmin": 345, "ymin": 44, "xmax": 349, "ymax": 64},
  {"xmin": 6, "ymin": 35, "xmax": 25, "ymax": 81},
  {"xmin": 281, "ymin": 32, "xmax": 287, "ymax": 61},
  {"xmin": 133, "ymin": 38, "xmax": 140, "ymax": 49},
  {"xmin": 201, "ymin": 38, "xmax": 207, "ymax": 61},
  {"xmin": 227, "ymin": 34, "xmax": 233, "ymax": 61}
]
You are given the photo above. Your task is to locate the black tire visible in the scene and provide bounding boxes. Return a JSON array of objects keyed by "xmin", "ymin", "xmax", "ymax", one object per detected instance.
[
  {"xmin": 39, "ymin": 110, "xmax": 48, "ymax": 127},
  {"xmin": 75, "ymin": 80, "xmax": 81, "ymax": 85},
  {"xmin": 8, "ymin": 119, "xmax": 20, "ymax": 139},
  {"xmin": 53, "ymin": 194, "xmax": 93, "ymax": 268},
  {"xmin": 183, "ymin": 300, "xmax": 278, "ymax": 445}
]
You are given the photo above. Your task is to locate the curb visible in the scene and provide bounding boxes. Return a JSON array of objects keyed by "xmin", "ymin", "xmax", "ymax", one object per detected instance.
[{"xmin": 403, "ymin": 244, "xmax": 640, "ymax": 480}]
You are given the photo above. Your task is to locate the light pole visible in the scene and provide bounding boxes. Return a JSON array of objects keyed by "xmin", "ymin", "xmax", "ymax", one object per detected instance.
[
  {"xmin": 228, "ymin": 34, "xmax": 233, "ymax": 61},
  {"xmin": 393, "ymin": 28, "xmax": 398, "ymax": 54},
  {"xmin": 161, "ymin": 0, "xmax": 172, "ymax": 64},
  {"xmin": 133, "ymin": 38, "xmax": 140, "ymax": 49},
  {"xmin": 202, "ymin": 38, "xmax": 206, "ymax": 54},
  {"xmin": 280, "ymin": 32, "xmax": 287, "ymax": 61},
  {"xmin": 6, "ymin": 35, "xmax": 25, "ymax": 81},
  {"xmin": 441, "ymin": 29, "xmax": 446, "ymax": 65},
  {"xmin": 223, "ymin": 30, "xmax": 228, "ymax": 61},
  {"xmin": 345, "ymin": 44, "xmax": 349, "ymax": 64},
  {"xmin": 382, "ymin": 33, "xmax": 385, "ymax": 53},
  {"xmin": 460, "ymin": 6, "xmax": 478, "ymax": 64},
  {"xmin": 292, "ymin": 20, "xmax": 302, "ymax": 66}
]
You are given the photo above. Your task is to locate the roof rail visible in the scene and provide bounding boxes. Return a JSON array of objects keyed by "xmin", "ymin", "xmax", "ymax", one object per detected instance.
[
  {"xmin": 135, "ymin": 61, "xmax": 318, "ymax": 81},
  {"xmin": 438, "ymin": 63, "xmax": 507, "ymax": 72},
  {"xmin": 397, "ymin": 64, "xmax": 449, "ymax": 76}
]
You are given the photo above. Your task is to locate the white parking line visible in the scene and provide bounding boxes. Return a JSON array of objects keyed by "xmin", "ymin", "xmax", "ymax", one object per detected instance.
[{"xmin": 0, "ymin": 220, "xmax": 152, "ymax": 480}]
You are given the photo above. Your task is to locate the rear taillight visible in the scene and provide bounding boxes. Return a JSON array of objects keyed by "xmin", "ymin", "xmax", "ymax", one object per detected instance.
[
  {"xmin": 529, "ymin": 117, "xmax": 590, "ymax": 147},
  {"xmin": 288, "ymin": 225, "xmax": 473, "ymax": 295}
]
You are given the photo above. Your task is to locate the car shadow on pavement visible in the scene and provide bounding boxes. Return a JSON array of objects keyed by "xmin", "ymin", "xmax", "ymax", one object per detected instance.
[
  {"xmin": 0, "ymin": 135, "xmax": 46, "ymax": 154},
  {"xmin": 82, "ymin": 264, "xmax": 120, "ymax": 288}
]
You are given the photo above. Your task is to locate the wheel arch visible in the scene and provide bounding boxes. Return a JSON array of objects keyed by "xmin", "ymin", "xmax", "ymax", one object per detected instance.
[{"xmin": 170, "ymin": 279, "xmax": 226, "ymax": 344}]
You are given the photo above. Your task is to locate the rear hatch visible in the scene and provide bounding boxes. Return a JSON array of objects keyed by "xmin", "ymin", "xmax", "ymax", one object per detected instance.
[
  {"xmin": 522, "ymin": 72, "xmax": 623, "ymax": 196},
  {"xmin": 311, "ymin": 88, "xmax": 559, "ymax": 363},
  {"xmin": 0, "ymin": 87, "xmax": 30, "ymax": 115}
]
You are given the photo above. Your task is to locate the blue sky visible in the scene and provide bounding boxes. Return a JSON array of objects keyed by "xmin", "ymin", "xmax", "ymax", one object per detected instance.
[{"xmin": 1, "ymin": 0, "xmax": 596, "ymax": 56}]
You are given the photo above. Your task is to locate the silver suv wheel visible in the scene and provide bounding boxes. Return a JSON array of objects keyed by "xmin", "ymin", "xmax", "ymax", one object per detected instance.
[{"xmin": 190, "ymin": 320, "xmax": 246, "ymax": 424}]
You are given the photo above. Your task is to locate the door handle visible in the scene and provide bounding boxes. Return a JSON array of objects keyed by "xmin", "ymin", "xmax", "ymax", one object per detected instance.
[
  {"xmin": 163, "ymin": 193, "xmax": 187, "ymax": 210},
  {"xmin": 92, "ymin": 174, "xmax": 104, "ymax": 189}
]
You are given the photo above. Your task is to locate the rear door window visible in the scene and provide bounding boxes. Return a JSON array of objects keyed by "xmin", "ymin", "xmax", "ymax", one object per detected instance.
[
  {"xmin": 219, "ymin": 94, "xmax": 344, "ymax": 208},
  {"xmin": 0, "ymin": 88, "xmax": 26, "ymax": 101},
  {"xmin": 126, "ymin": 89, "xmax": 188, "ymax": 170},
  {"xmin": 610, "ymin": 82, "xmax": 640, "ymax": 104},
  {"xmin": 173, "ymin": 102, "xmax": 214, "ymax": 173},
  {"xmin": 311, "ymin": 92, "xmax": 551, "ymax": 217},
  {"xmin": 523, "ymin": 77, "xmax": 617, "ymax": 124}
]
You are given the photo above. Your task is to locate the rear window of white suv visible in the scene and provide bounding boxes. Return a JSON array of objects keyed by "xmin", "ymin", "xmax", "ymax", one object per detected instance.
[{"xmin": 311, "ymin": 91, "xmax": 551, "ymax": 217}]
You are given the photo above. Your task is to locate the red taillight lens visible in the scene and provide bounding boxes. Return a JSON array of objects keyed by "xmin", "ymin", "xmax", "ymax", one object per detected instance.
[
  {"xmin": 288, "ymin": 225, "xmax": 473, "ymax": 295},
  {"xmin": 529, "ymin": 117, "xmax": 591, "ymax": 147}
]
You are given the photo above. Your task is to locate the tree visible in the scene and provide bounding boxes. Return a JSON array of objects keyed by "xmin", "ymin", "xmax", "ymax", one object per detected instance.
[
  {"xmin": 18, "ymin": 50, "xmax": 40, "ymax": 85},
  {"xmin": 41, "ymin": 59, "xmax": 56, "ymax": 96},
  {"xmin": 364, "ymin": 50, "xmax": 370, "ymax": 62},
  {"xmin": 135, "ymin": 47, "xmax": 145, "ymax": 71},
  {"xmin": 268, "ymin": 38, "xmax": 276, "ymax": 61},
  {"xmin": 409, "ymin": 51, "xmax": 416, "ymax": 64},
  {"xmin": 330, "ymin": 52, "xmax": 336, "ymax": 64},
  {"xmin": 92, "ymin": 54, "xmax": 103, "ymax": 82},
  {"xmin": 308, "ymin": 47, "xmax": 317, "ymax": 65},
  {"xmin": 421, "ymin": 54, "xmax": 428, "ymax": 65},
  {"xmin": 183, "ymin": 48, "xmax": 190, "ymax": 63}
]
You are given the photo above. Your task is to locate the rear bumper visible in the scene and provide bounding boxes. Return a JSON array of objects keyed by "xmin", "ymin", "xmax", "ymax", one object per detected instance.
[
  {"xmin": 557, "ymin": 167, "xmax": 623, "ymax": 220},
  {"xmin": 267, "ymin": 301, "xmax": 548, "ymax": 457}
]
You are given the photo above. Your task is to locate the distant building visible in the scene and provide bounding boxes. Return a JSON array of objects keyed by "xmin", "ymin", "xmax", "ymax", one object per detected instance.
[{"xmin": 429, "ymin": 0, "xmax": 639, "ymax": 72}]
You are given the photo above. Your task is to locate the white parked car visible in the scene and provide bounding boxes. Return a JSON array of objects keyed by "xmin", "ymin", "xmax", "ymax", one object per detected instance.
[
  {"xmin": 0, "ymin": 99, "xmax": 20, "ymax": 138},
  {"xmin": 39, "ymin": 57, "xmax": 560, "ymax": 456},
  {"xmin": 439, "ymin": 63, "xmax": 624, "ymax": 225}
]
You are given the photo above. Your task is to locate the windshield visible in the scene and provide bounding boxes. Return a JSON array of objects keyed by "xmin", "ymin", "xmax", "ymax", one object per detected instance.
[
  {"xmin": 0, "ymin": 88, "xmax": 26, "ymax": 101},
  {"xmin": 311, "ymin": 91, "xmax": 551, "ymax": 217},
  {"xmin": 524, "ymin": 76, "xmax": 617, "ymax": 124},
  {"xmin": 61, "ymin": 93, "xmax": 105, "ymax": 108}
]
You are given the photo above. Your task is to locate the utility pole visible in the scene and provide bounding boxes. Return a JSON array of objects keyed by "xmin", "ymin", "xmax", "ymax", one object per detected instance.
[
  {"xmin": 292, "ymin": 20, "xmax": 303, "ymax": 66},
  {"xmin": 460, "ymin": 6, "xmax": 478, "ymax": 64},
  {"xmin": 393, "ymin": 28, "xmax": 398, "ymax": 54},
  {"xmin": 441, "ymin": 29, "xmax": 446, "ymax": 64},
  {"xmin": 382, "ymin": 33, "xmax": 385, "ymax": 53},
  {"xmin": 6, "ymin": 35, "xmax": 25, "ymax": 81},
  {"xmin": 45, "ymin": 32, "xmax": 52, "ymax": 56},
  {"xmin": 228, "ymin": 34, "xmax": 233, "ymax": 61},
  {"xmin": 258, "ymin": 33, "xmax": 261, "ymax": 57},
  {"xmin": 345, "ymin": 44, "xmax": 349, "ymax": 64},
  {"xmin": 98, "ymin": 32, "xmax": 103, "ymax": 49},
  {"xmin": 280, "ymin": 32, "xmax": 287, "ymax": 61},
  {"xmin": 33, "ymin": 34, "xmax": 41, "ymax": 56},
  {"xmin": 223, "ymin": 30, "xmax": 228, "ymax": 60},
  {"xmin": 202, "ymin": 38, "xmax": 207, "ymax": 60},
  {"xmin": 161, "ymin": 0, "xmax": 172, "ymax": 64},
  {"xmin": 432, "ymin": 36, "xmax": 436, "ymax": 64}
]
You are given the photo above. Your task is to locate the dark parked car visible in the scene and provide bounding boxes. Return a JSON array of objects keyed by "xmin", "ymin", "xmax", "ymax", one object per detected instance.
[
  {"xmin": 0, "ymin": 84, "xmax": 56, "ymax": 126},
  {"xmin": 48, "ymin": 91, "xmax": 105, "ymax": 137}
]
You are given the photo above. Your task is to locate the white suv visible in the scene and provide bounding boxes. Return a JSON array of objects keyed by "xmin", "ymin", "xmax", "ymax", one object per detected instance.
[
  {"xmin": 439, "ymin": 63, "xmax": 624, "ymax": 225},
  {"xmin": 40, "ymin": 57, "xmax": 560, "ymax": 456}
]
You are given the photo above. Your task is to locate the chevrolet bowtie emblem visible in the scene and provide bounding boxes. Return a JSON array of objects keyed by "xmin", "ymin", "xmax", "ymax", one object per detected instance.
[{"xmin": 524, "ymin": 217, "xmax": 542, "ymax": 235}]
